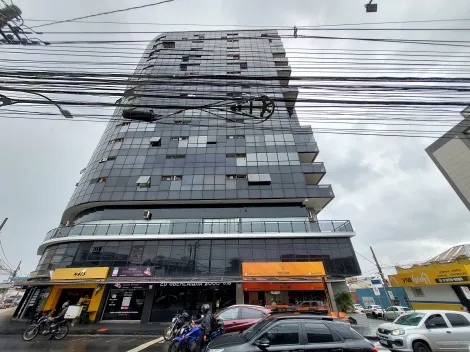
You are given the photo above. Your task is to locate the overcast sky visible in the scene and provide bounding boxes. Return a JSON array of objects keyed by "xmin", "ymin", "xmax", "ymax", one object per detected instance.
[{"xmin": 1, "ymin": 0, "xmax": 470, "ymax": 280}]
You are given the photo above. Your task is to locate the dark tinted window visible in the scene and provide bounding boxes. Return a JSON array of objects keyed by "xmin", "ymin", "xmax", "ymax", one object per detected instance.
[
  {"xmin": 333, "ymin": 323, "xmax": 363, "ymax": 340},
  {"xmin": 304, "ymin": 323, "xmax": 334, "ymax": 343},
  {"xmin": 445, "ymin": 313, "xmax": 470, "ymax": 327},
  {"xmin": 260, "ymin": 322, "xmax": 299, "ymax": 345},
  {"xmin": 425, "ymin": 314, "xmax": 448, "ymax": 328},
  {"xmin": 241, "ymin": 308, "xmax": 265, "ymax": 319}
]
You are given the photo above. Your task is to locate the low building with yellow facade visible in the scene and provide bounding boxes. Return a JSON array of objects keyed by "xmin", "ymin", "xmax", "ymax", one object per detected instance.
[{"xmin": 388, "ymin": 246, "xmax": 470, "ymax": 312}]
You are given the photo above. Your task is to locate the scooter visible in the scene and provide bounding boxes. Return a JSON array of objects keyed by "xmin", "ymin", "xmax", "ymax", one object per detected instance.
[{"xmin": 168, "ymin": 320, "xmax": 224, "ymax": 352}]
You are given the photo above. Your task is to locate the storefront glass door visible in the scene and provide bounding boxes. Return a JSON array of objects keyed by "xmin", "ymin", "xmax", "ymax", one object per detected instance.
[
  {"xmin": 102, "ymin": 288, "xmax": 146, "ymax": 320},
  {"xmin": 150, "ymin": 283, "xmax": 235, "ymax": 322}
]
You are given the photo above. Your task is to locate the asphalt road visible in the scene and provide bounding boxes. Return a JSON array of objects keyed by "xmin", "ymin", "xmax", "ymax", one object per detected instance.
[
  {"xmin": 0, "ymin": 335, "xmax": 167, "ymax": 352},
  {"xmin": 0, "ymin": 334, "xmax": 392, "ymax": 352}
]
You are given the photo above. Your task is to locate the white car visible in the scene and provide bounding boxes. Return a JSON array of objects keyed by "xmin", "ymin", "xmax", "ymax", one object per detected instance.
[
  {"xmin": 364, "ymin": 304, "xmax": 384, "ymax": 319},
  {"xmin": 384, "ymin": 306, "xmax": 411, "ymax": 321},
  {"xmin": 376, "ymin": 310, "xmax": 470, "ymax": 351},
  {"xmin": 353, "ymin": 304, "xmax": 364, "ymax": 313}
]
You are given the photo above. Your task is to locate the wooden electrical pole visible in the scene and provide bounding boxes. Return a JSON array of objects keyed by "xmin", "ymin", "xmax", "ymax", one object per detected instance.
[{"xmin": 370, "ymin": 246, "xmax": 394, "ymax": 307}]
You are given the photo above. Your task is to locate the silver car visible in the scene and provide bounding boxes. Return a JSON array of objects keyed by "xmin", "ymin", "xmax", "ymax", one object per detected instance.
[
  {"xmin": 376, "ymin": 310, "xmax": 470, "ymax": 351},
  {"xmin": 384, "ymin": 306, "xmax": 411, "ymax": 321}
]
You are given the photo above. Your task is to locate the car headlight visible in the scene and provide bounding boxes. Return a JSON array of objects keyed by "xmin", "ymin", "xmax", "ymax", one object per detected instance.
[{"xmin": 391, "ymin": 329, "xmax": 405, "ymax": 336}]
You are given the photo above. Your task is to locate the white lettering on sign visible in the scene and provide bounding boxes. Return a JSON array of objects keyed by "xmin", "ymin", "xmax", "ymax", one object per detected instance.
[
  {"xmin": 159, "ymin": 282, "xmax": 233, "ymax": 287},
  {"xmin": 401, "ymin": 272, "xmax": 431, "ymax": 285}
]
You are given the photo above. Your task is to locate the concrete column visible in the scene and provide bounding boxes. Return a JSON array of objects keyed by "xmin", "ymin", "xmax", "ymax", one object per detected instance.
[
  {"xmin": 141, "ymin": 284, "xmax": 156, "ymax": 324},
  {"xmin": 326, "ymin": 282, "xmax": 338, "ymax": 312},
  {"xmin": 94, "ymin": 285, "xmax": 110, "ymax": 324},
  {"xmin": 235, "ymin": 283, "xmax": 244, "ymax": 304}
]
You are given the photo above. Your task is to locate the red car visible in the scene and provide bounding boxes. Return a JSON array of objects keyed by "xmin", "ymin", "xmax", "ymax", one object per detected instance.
[{"xmin": 215, "ymin": 305, "xmax": 271, "ymax": 333}]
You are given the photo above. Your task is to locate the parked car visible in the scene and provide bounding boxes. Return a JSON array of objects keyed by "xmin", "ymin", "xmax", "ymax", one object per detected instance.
[
  {"xmin": 215, "ymin": 305, "xmax": 271, "ymax": 333},
  {"xmin": 296, "ymin": 301, "xmax": 328, "ymax": 315},
  {"xmin": 353, "ymin": 304, "xmax": 364, "ymax": 313},
  {"xmin": 376, "ymin": 310, "xmax": 470, "ymax": 351},
  {"xmin": 364, "ymin": 304, "xmax": 384, "ymax": 319},
  {"xmin": 0, "ymin": 298, "xmax": 14, "ymax": 309},
  {"xmin": 383, "ymin": 306, "xmax": 411, "ymax": 321},
  {"xmin": 207, "ymin": 313, "xmax": 379, "ymax": 352}
]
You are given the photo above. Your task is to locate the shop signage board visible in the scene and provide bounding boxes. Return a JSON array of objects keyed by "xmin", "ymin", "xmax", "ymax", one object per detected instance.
[
  {"xmin": 389, "ymin": 263, "xmax": 470, "ymax": 287},
  {"xmin": 113, "ymin": 283, "xmax": 147, "ymax": 289},
  {"xmin": 51, "ymin": 267, "xmax": 109, "ymax": 280},
  {"xmin": 157, "ymin": 282, "xmax": 234, "ymax": 287},
  {"xmin": 243, "ymin": 282, "xmax": 324, "ymax": 291},
  {"xmin": 461, "ymin": 286, "xmax": 470, "ymax": 300},
  {"xmin": 242, "ymin": 262, "xmax": 326, "ymax": 277},
  {"xmin": 111, "ymin": 266, "xmax": 152, "ymax": 277}
]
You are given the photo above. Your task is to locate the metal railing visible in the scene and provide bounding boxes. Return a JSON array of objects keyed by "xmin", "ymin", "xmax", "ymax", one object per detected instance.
[{"xmin": 43, "ymin": 219, "xmax": 353, "ymax": 242}]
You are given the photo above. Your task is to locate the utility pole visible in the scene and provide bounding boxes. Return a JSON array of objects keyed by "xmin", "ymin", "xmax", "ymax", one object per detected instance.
[
  {"xmin": 9, "ymin": 260, "xmax": 21, "ymax": 282},
  {"xmin": 0, "ymin": 218, "xmax": 8, "ymax": 232},
  {"xmin": 370, "ymin": 246, "xmax": 393, "ymax": 307}
]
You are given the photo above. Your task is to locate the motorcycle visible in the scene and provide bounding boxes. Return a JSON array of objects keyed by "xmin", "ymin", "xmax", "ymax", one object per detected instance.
[
  {"xmin": 164, "ymin": 312, "xmax": 188, "ymax": 341},
  {"xmin": 168, "ymin": 320, "xmax": 224, "ymax": 352},
  {"xmin": 22, "ymin": 316, "xmax": 69, "ymax": 341}
]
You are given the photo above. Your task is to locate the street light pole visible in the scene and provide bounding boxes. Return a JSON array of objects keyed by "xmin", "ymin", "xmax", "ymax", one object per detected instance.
[{"xmin": 0, "ymin": 91, "xmax": 73, "ymax": 118}]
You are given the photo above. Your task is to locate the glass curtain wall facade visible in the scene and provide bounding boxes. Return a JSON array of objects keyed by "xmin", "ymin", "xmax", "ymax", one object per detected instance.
[{"xmin": 30, "ymin": 30, "xmax": 361, "ymax": 322}]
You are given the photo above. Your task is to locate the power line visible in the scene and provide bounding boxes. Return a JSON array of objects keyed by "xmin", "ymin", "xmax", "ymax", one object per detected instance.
[
  {"xmin": 21, "ymin": 16, "xmax": 470, "ymax": 28},
  {"xmin": 30, "ymin": 0, "xmax": 175, "ymax": 29}
]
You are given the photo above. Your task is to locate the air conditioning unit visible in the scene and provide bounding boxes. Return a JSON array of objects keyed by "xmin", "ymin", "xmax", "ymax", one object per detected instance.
[
  {"xmin": 65, "ymin": 221, "xmax": 71, "ymax": 227},
  {"xmin": 99, "ymin": 157, "xmax": 108, "ymax": 163}
]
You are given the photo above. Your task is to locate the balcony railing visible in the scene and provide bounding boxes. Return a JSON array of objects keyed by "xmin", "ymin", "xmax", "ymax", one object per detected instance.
[{"xmin": 43, "ymin": 220, "xmax": 353, "ymax": 242}]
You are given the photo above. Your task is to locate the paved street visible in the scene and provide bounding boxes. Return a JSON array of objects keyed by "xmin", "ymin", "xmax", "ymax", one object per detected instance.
[
  {"xmin": 0, "ymin": 310, "xmax": 392, "ymax": 351},
  {"xmin": 0, "ymin": 335, "xmax": 391, "ymax": 352},
  {"xmin": 0, "ymin": 335, "xmax": 167, "ymax": 352}
]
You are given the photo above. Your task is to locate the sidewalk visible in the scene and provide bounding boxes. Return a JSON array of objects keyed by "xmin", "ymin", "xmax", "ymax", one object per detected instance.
[
  {"xmin": 0, "ymin": 313, "xmax": 380, "ymax": 339},
  {"xmin": 0, "ymin": 313, "xmax": 165, "ymax": 336}
]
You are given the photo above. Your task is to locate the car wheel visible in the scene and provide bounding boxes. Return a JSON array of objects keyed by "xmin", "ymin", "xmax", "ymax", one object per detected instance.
[{"xmin": 413, "ymin": 341, "xmax": 431, "ymax": 352}]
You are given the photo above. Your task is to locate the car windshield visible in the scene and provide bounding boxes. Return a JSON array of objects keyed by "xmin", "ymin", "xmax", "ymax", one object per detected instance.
[
  {"xmin": 373, "ymin": 305, "xmax": 381, "ymax": 309},
  {"xmin": 394, "ymin": 313, "xmax": 425, "ymax": 326},
  {"xmin": 242, "ymin": 317, "xmax": 272, "ymax": 341}
]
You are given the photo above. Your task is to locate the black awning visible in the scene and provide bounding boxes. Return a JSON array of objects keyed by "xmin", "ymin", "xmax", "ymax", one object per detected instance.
[{"xmin": 17, "ymin": 275, "xmax": 344, "ymax": 286}]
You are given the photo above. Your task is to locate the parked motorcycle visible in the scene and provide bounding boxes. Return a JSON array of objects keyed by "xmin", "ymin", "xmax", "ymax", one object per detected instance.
[
  {"xmin": 22, "ymin": 316, "xmax": 69, "ymax": 341},
  {"xmin": 168, "ymin": 320, "xmax": 224, "ymax": 352},
  {"xmin": 164, "ymin": 311, "xmax": 190, "ymax": 341}
]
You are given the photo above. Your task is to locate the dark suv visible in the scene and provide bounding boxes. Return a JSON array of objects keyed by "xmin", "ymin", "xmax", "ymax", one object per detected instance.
[{"xmin": 206, "ymin": 313, "xmax": 379, "ymax": 352}]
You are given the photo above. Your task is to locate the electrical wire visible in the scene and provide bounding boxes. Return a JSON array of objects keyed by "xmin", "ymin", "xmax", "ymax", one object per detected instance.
[
  {"xmin": 0, "ymin": 241, "xmax": 14, "ymax": 269},
  {"xmin": 21, "ymin": 16, "xmax": 470, "ymax": 28},
  {"xmin": 30, "ymin": 0, "xmax": 175, "ymax": 29}
]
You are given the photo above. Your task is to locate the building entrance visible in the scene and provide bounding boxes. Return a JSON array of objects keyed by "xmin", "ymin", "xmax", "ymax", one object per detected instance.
[
  {"xmin": 55, "ymin": 288, "xmax": 94, "ymax": 313},
  {"xmin": 150, "ymin": 283, "xmax": 235, "ymax": 322}
]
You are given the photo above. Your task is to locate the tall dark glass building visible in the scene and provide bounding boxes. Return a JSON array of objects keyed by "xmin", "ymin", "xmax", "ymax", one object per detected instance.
[{"xmin": 18, "ymin": 30, "xmax": 360, "ymax": 323}]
